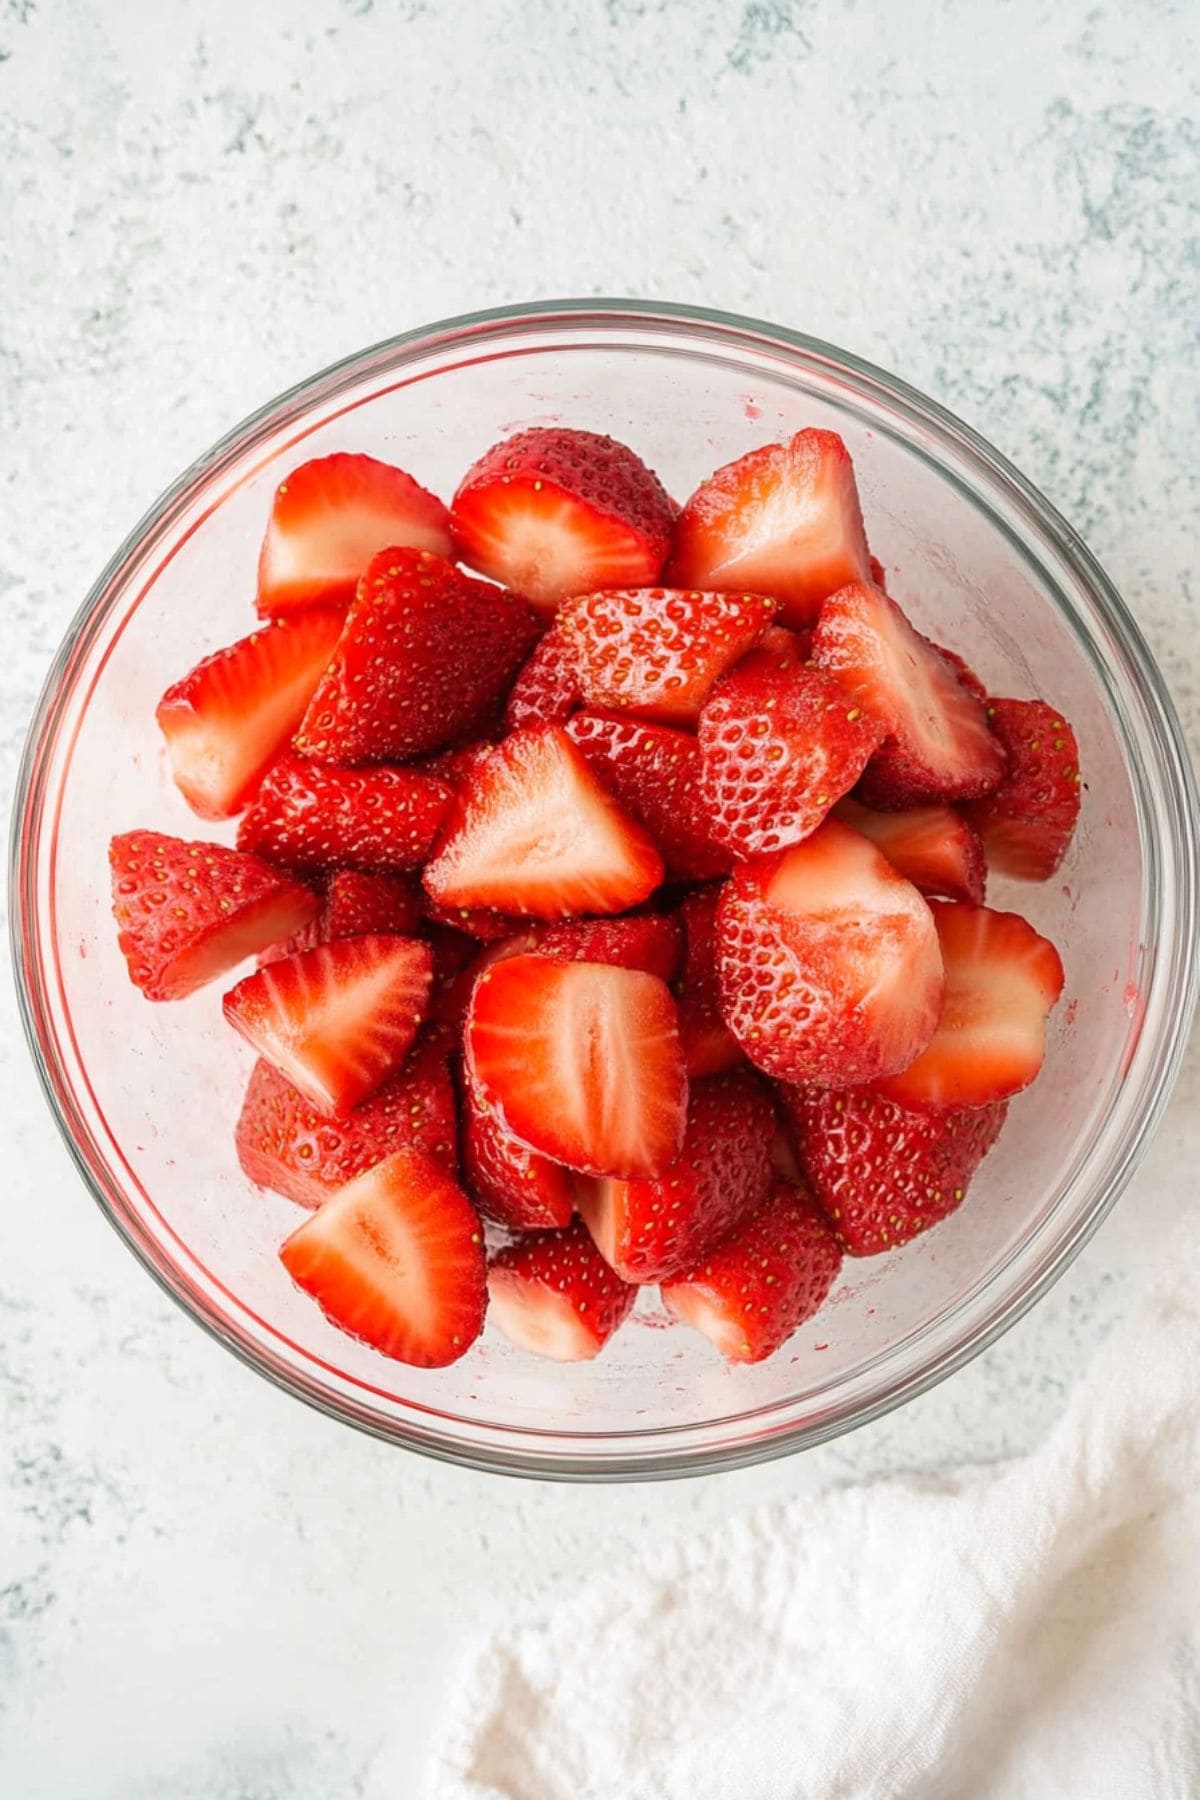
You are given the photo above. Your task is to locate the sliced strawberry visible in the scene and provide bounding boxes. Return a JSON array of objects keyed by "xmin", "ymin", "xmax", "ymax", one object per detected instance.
[
  {"xmin": 667, "ymin": 429, "xmax": 873, "ymax": 628},
  {"xmin": 237, "ymin": 753, "xmax": 452, "ymax": 876},
  {"xmin": 411, "ymin": 740, "xmax": 499, "ymax": 793},
  {"xmin": 533, "ymin": 913, "xmax": 683, "ymax": 983},
  {"xmin": 487, "ymin": 1220, "xmax": 637, "ymax": 1361},
  {"xmin": 780, "ymin": 1084, "xmax": 1008, "ymax": 1255},
  {"xmin": 565, "ymin": 711, "xmax": 731, "ymax": 882},
  {"xmin": 575, "ymin": 1069, "xmax": 774, "ymax": 1283},
  {"xmin": 833, "ymin": 796, "xmax": 986, "ymax": 903},
  {"xmin": 279, "ymin": 1148, "xmax": 486, "ymax": 1367},
  {"xmin": 932, "ymin": 642, "xmax": 989, "ymax": 704},
  {"xmin": 109, "ymin": 831, "xmax": 318, "ymax": 1002},
  {"xmin": 236, "ymin": 1029, "xmax": 458, "ymax": 1206},
  {"xmin": 223, "ymin": 934, "xmax": 433, "ymax": 1116},
  {"xmin": 559, "ymin": 586, "xmax": 777, "ymax": 726},
  {"xmin": 662, "ymin": 1179, "xmax": 842, "ymax": 1362},
  {"xmin": 962, "ymin": 699, "xmax": 1081, "ymax": 880},
  {"xmin": 813, "ymin": 583, "xmax": 1006, "ymax": 806},
  {"xmin": 462, "ymin": 1076, "xmax": 574, "ymax": 1232},
  {"xmin": 320, "ymin": 870, "xmax": 425, "ymax": 940},
  {"xmin": 716, "ymin": 820, "xmax": 944, "ymax": 1086},
  {"xmin": 422, "ymin": 896, "xmax": 527, "ymax": 942},
  {"xmin": 874, "ymin": 902, "xmax": 1064, "ymax": 1109},
  {"xmin": 294, "ymin": 548, "xmax": 539, "ymax": 764},
  {"xmin": 466, "ymin": 953, "xmax": 687, "ymax": 1178},
  {"xmin": 256, "ymin": 453, "xmax": 453, "ymax": 620},
  {"xmin": 423, "ymin": 727, "xmax": 663, "ymax": 920},
  {"xmin": 676, "ymin": 886, "xmax": 744, "ymax": 1078},
  {"xmin": 698, "ymin": 654, "xmax": 886, "ymax": 856},
  {"xmin": 156, "ymin": 609, "xmax": 343, "ymax": 820},
  {"xmin": 450, "ymin": 426, "xmax": 674, "ymax": 613},
  {"xmin": 503, "ymin": 619, "xmax": 582, "ymax": 730},
  {"xmin": 753, "ymin": 623, "xmax": 812, "ymax": 669}
]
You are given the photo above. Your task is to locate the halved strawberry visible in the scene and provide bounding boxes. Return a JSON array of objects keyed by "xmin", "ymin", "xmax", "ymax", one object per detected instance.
[
  {"xmin": 465, "ymin": 953, "xmax": 687, "ymax": 1178},
  {"xmin": 666, "ymin": 429, "xmax": 873, "ymax": 628},
  {"xmin": 533, "ymin": 913, "xmax": 683, "ymax": 983},
  {"xmin": 156, "ymin": 609, "xmax": 343, "ymax": 820},
  {"xmin": 223, "ymin": 934, "xmax": 433, "ymax": 1116},
  {"xmin": 450, "ymin": 426, "xmax": 674, "ymax": 613},
  {"xmin": 575, "ymin": 1069, "xmax": 774, "ymax": 1283},
  {"xmin": 716, "ymin": 820, "xmax": 944, "ymax": 1086},
  {"xmin": 662, "ymin": 1179, "xmax": 842, "ymax": 1363},
  {"xmin": 256, "ymin": 453, "xmax": 453, "ymax": 620},
  {"xmin": 462, "ymin": 1076, "xmax": 574, "ymax": 1231},
  {"xmin": 237, "ymin": 753, "xmax": 452, "ymax": 876},
  {"xmin": 294, "ymin": 548, "xmax": 539, "ymax": 764},
  {"xmin": 559, "ymin": 586, "xmax": 777, "ymax": 725},
  {"xmin": 813, "ymin": 583, "xmax": 1006, "ymax": 806},
  {"xmin": 874, "ymin": 902, "xmax": 1064, "ymax": 1109},
  {"xmin": 236, "ymin": 1028, "xmax": 458, "ymax": 1206},
  {"xmin": 962, "ymin": 699, "xmax": 1081, "ymax": 880},
  {"xmin": 279, "ymin": 1148, "xmax": 486, "ymax": 1367},
  {"xmin": 565, "ymin": 711, "xmax": 731, "ymax": 882},
  {"xmin": 503, "ymin": 619, "xmax": 582, "ymax": 731},
  {"xmin": 487, "ymin": 1220, "xmax": 637, "ymax": 1361},
  {"xmin": 676, "ymin": 886, "xmax": 744, "ymax": 1078},
  {"xmin": 320, "ymin": 870, "xmax": 425, "ymax": 940},
  {"xmin": 109, "ymin": 831, "xmax": 319, "ymax": 1001},
  {"xmin": 423, "ymin": 727, "xmax": 663, "ymax": 920},
  {"xmin": 780, "ymin": 1084, "xmax": 1008, "ymax": 1255},
  {"xmin": 833, "ymin": 796, "xmax": 986, "ymax": 903}
]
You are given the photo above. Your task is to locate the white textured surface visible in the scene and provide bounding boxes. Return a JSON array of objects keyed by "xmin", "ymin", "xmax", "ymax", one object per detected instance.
[{"xmin": 1, "ymin": 2, "xmax": 1196, "ymax": 1795}]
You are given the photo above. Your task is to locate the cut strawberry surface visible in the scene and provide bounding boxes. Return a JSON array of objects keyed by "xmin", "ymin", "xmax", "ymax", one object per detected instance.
[
  {"xmin": 320, "ymin": 870, "xmax": 424, "ymax": 940},
  {"xmin": 503, "ymin": 619, "xmax": 582, "ymax": 731},
  {"xmin": 874, "ymin": 902, "xmax": 1064, "ymax": 1110},
  {"xmin": 565, "ymin": 711, "xmax": 731, "ymax": 882},
  {"xmin": 423, "ymin": 726, "xmax": 663, "ymax": 920},
  {"xmin": 279, "ymin": 1148, "xmax": 486, "ymax": 1367},
  {"xmin": 813, "ymin": 583, "xmax": 1006, "ymax": 806},
  {"xmin": 781, "ymin": 1084, "xmax": 1008, "ymax": 1255},
  {"xmin": 450, "ymin": 426, "xmax": 674, "ymax": 612},
  {"xmin": 833, "ymin": 796, "xmax": 986, "ymax": 903},
  {"xmin": 716, "ymin": 820, "xmax": 944, "ymax": 1087},
  {"xmin": 156, "ymin": 608, "xmax": 343, "ymax": 820},
  {"xmin": 237, "ymin": 753, "xmax": 452, "ymax": 876},
  {"xmin": 109, "ymin": 831, "xmax": 319, "ymax": 1001},
  {"xmin": 662, "ymin": 1179, "xmax": 842, "ymax": 1363},
  {"xmin": 223, "ymin": 933, "xmax": 433, "ymax": 1116},
  {"xmin": 466, "ymin": 953, "xmax": 687, "ymax": 1179},
  {"xmin": 533, "ymin": 913, "xmax": 683, "ymax": 983},
  {"xmin": 932, "ymin": 642, "xmax": 989, "ymax": 704},
  {"xmin": 962, "ymin": 698, "xmax": 1081, "ymax": 880},
  {"xmin": 575, "ymin": 1069, "xmax": 774, "ymax": 1283},
  {"xmin": 256, "ymin": 453, "xmax": 453, "ymax": 620},
  {"xmin": 294, "ymin": 547, "xmax": 539, "ymax": 764},
  {"xmin": 676, "ymin": 886, "xmax": 744, "ymax": 1078},
  {"xmin": 559, "ymin": 586, "xmax": 777, "ymax": 726},
  {"xmin": 462, "ymin": 1076, "xmax": 574, "ymax": 1231},
  {"xmin": 487, "ymin": 1219, "xmax": 637, "ymax": 1362},
  {"xmin": 667, "ymin": 429, "xmax": 873, "ymax": 628}
]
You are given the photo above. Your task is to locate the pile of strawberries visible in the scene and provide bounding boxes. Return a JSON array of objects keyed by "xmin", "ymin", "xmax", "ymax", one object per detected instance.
[{"xmin": 109, "ymin": 423, "xmax": 1079, "ymax": 1370}]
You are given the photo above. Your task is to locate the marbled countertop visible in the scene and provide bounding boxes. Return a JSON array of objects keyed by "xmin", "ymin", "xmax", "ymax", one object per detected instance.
[{"xmin": 2, "ymin": 2, "xmax": 1197, "ymax": 1794}]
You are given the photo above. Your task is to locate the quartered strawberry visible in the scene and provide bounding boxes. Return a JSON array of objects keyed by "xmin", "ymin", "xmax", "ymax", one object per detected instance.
[
  {"xmin": 932, "ymin": 642, "xmax": 989, "ymax": 704},
  {"xmin": 780, "ymin": 1084, "xmax": 1008, "ymax": 1255},
  {"xmin": 559, "ymin": 586, "xmax": 777, "ymax": 726},
  {"xmin": 533, "ymin": 913, "xmax": 683, "ymax": 983},
  {"xmin": 423, "ymin": 726, "xmax": 663, "ymax": 921},
  {"xmin": 716, "ymin": 820, "xmax": 944, "ymax": 1086},
  {"xmin": 422, "ymin": 896, "xmax": 527, "ymax": 942},
  {"xmin": 156, "ymin": 608, "xmax": 343, "ymax": 820},
  {"xmin": 813, "ymin": 583, "xmax": 1006, "ymax": 806},
  {"xmin": 662, "ymin": 1179, "xmax": 842, "ymax": 1363},
  {"xmin": 223, "ymin": 934, "xmax": 433, "ymax": 1116},
  {"xmin": 676, "ymin": 886, "xmax": 744, "ymax": 1078},
  {"xmin": 575, "ymin": 1069, "xmax": 774, "ymax": 1283},
  {"xmin": 962, "ymin": 699, "xmax": 1081, "ymax": 880},
  {"xmin": 462, "ymin": 1075, "xmax": 574, "ymax": 1231},
  {"xmin": 833, "ymin": 796, "xmax": 986, "ymax": 903},
  {"xmin": 320, "ymin": 870, "xmax": 425, "ymax": 940},
  {"xmin": 874, "ymin": 902, "xmax": 1064, "ymax": 1110},
  {"xmin": 279, "ymin": 1148, "xmax": 486, "ymax": 1367},
  {"xmin": 667, "ymin": 429, "xmax": 873, "ymax": 628},
  {"xmin": 411, "ymin": 740, "xmax": 498, "ymax": 793},
  {"xmin": 753, "ymin": 623, "xmax": 813, "ymax": 669},
  {"xmin": 565, "ymin": 711, "xmax": 732, "ymax": 882},
  {"xmin": 503, "ymin": 619, "xmax": 582, "ymax": 731},
  {"xmin": 235, "ymin": 1028, "xmax": 458, "ymax": 1207},
  {"xmin": 698, "ymin": 654, "xmax": 886, "ymax": 856},
  {"xmin": 109, "ymin": 830, "xmax": 319, "ymax": 1001},
  {"xmin": 450, "ymin": 426, "xmax": 674, "ymax": 613},
  {"xmin": 487, "ymin": 1220, "xmax": 638, "ymax": 1361},
  {"xmin": 237, "ymin": 753, "xmax": 452, "ymax": 876},
  {"xmin": 465, "ymin": 953, "xmax": 687, "ymax": 1178},
  {"xmin": 294, "ymin": 547, "xmax": 540, "ymax": 764},
  {"xmin": 256, "ymin": 453, "xmax": 453, "ymax": 620}
]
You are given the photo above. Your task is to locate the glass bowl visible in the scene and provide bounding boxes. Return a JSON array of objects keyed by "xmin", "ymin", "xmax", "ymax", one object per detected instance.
[{"xmin": 11, "ymin": 301, "xmax": 1198, "ymax": 1481}]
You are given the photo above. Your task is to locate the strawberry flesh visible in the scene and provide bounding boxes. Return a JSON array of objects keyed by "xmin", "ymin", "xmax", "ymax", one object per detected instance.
[
  {"xmin": 237, "ymin": 753, "xmax": 452, "ymax": 876},
  {"xmin": 503, "ymin": 619, "xmax": 582, "ymax": 730},
  {"xmin": 565, "ymin": 711, "xmax": 732, "ymax": 882},
  {"xmin": 962, "ymin": 698, "xmax": 1081, "ymax": 880},
  {"xmin": 463, "ymin": 1075, "xmax": 575, "ymax": 1231},
  {"xmin": 533, "ymin": 913, "xmax": 683, "ymax": 983},
  {"xmin": 676, "ymin": 886, "xmax": 744, "ymax": 1078},
  {"xmin": 833, "ymin": 796, "xmax": 986, "ymax": 903},
  {"xmin": 487, "ymin": 1220, "xmax": 637, "ymax": 1361}
]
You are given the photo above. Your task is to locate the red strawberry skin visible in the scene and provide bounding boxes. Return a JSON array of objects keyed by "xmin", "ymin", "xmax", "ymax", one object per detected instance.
[
  {"xmin": 462, "ymin": 1077, "xmax": 574, "ymax": 1231},
  {"xmin": 533, "ymin": 913, "xmax": 683, "ymax": 984},
  {"xmin": 487, "ymin": 1220, "xmax": 637, "ymax": 1361},
  {"xmin": 962, "ymin": 699, "xmax": 1081, "ymax": 880},
  {"xmin": 503, "ymin": 620, "xmax": 582, "ymax": 731},
  {"xmin": 676, "ymin": 887, "xmax": 744, "ymax": 1078},
  {"xmin": 237, "ymin": 753, "xmax": 452, "ymax": 876},
  {"xmin": 321, "ymin": 870, "xmax": 425, "ymax": 939},
  {"xmin": 109, "ymin": 831, "xmax": 318, "ymax": 1001},
  {"xmin": 565, "ymin": 711, "xmax": 732, "ymax": 882},
  {"xmin": 833, "ymin": 797, "xmax": 986, "ymax": 904},
  {"xmin": 295, "ymin": 547, "xmax": 539, "ymax": 764},
  {"xmin": 662, "ymin": 1179, "xmax": 842, "ymax": 1363},
  {"xmin": 780, "ymin": 1084, "xmax": 1008, "ymax": 1255}
]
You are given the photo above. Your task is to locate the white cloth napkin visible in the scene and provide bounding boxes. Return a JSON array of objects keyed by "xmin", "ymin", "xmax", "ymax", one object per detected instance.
[{"xmin": 428, "ymin": 1217, "xmax": 1200, "ymax": 1800}]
